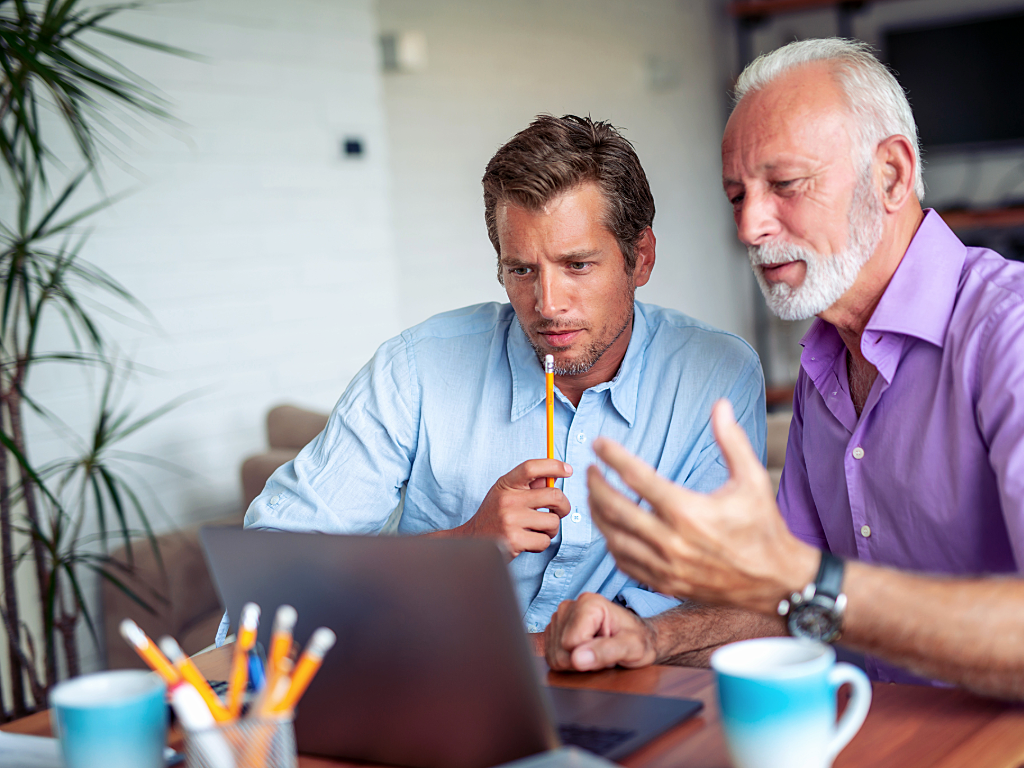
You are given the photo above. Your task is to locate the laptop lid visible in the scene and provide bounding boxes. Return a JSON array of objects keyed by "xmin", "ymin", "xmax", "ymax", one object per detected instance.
[
  {"xmin": 200, "ymin": 528, "xmax": 702, "ymax": 768},
  {"xmin": 200, "ymin": 527, "xmax": 558, "ymax": 768}
]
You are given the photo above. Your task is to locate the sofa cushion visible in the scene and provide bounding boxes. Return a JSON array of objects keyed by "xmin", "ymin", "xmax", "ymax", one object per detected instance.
[{"xmin": 267, "ymin": 405, "xmax": 329, "ymax": 450}]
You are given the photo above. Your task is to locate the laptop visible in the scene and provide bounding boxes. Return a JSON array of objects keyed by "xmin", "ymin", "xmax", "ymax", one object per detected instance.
[{"xmin": 199, "ymin": 528, "xmax": 702, "ymax": 768}]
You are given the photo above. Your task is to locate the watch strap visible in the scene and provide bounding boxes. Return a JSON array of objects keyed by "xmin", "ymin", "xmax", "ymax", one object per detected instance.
[{"xmin": 815, "ymin": 550, "xmax": 845, "ymax": 600}]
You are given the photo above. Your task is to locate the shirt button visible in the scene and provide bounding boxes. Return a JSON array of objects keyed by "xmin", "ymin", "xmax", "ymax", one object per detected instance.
[
  {"xmin": 576, "ymin": 432, "xmax": 586, "ymax": 444},
  {"xmin": 269, "ymin": 494, "xmax": 281, "ymax": 505},
  {"xmin": 529, "ymin": 623, "xmax": 541, "ymax": 633},
  {"xmin": 571, "ymin": 511, "xmax": 582, "ymax": 523},
  {"xmin": 861, "ymin": 525, "xmax": 871, "ymax": 538},
  {"xmin": 554, "ymin": 568, "xmax": 565, "ymax": 578},
  {"xmin": 852, "ymin": 446, "xmax": 865, "ymax": 460}
]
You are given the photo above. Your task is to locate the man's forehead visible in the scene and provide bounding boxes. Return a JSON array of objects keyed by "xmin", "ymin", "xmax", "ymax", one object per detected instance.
[
  {"xmin": 496, "ymin": 183, "xmax": 611, "ymax": 237},
  {"xmin": 722, "ymin": 69, "xmax": 854, "ymax": 179}
]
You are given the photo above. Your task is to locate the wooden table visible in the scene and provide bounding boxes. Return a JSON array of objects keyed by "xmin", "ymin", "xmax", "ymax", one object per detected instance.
[{"xmin": 6, "ymin": 640, "xmax": 1024, "ymax": 768}]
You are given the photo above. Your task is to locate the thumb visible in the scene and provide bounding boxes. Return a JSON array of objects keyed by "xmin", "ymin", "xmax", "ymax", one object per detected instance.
[
  {"xmin": 570, "ymin": 634, "xmax": 646, "ymax": 671},
  {"xmin": 711, "ymin": 399, "xmax": 763, "ymax": 486}
]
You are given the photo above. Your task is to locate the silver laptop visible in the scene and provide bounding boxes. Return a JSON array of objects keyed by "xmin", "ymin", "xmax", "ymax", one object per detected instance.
[{"xmin": 200, "ymin": 528, "xmax": 702, "ymax": 768}]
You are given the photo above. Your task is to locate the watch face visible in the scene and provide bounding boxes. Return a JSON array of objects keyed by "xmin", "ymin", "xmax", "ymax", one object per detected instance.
[{"xmin": 788, "ymin": 601, "xmax": 841, "ymax": 643}]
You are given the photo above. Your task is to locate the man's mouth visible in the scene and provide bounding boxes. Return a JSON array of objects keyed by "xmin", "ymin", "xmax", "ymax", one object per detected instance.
[
  {"xmin": 760, "ymin": 261, "xmax": 802, "ymax": 284},
  {"xmin": 537, "ymin": 328, "xmax": 584, "ymax": 348}
]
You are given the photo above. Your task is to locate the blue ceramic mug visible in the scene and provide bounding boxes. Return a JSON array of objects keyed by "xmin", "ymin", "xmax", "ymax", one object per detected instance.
[
  {"xmin": 711, "ymin": 637, "xmax": 871, "ymax": 768},
  {"xmin": 50, "ymin": 669, "xmax": 167, "ymax": 768}
]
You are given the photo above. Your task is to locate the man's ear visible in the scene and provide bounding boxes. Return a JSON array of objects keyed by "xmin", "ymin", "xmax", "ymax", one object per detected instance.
[
  {"xmin": 876, "ymin": 134, "xmax": 917, "ymax": 213},
  {"xmin": 632, "ymin": 227, "xmax": 656, "ymax": 288}
]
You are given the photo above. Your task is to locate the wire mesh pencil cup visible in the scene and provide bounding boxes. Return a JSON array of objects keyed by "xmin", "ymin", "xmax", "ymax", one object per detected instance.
[{"xmin": 183, "ymin": 715, "xmax": 297, "ymax": 768}]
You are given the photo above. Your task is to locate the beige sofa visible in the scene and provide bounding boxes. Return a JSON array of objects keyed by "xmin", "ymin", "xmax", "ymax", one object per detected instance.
[{"xmin": 103, "ymin": 405, "xmax": 791, "ymax": 669}]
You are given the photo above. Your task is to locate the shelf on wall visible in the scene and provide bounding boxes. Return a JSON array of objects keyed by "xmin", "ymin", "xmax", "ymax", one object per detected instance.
[
  {"xmin": 728, "ymin": 0, "xmax": 903, "ymax": 21},
  {"xmin": 938, "ymin": 206, "xmax": 1024, "ymax": 232}
]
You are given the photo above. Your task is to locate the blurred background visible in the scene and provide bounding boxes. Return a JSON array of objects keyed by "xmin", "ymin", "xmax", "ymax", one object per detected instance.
[{"xmin": 3, "ymin": 0, "xmax": 1024, "ymax": 702}]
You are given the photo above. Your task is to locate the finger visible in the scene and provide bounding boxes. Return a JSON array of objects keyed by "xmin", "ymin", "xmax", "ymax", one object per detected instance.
[
  {"xmin": 591, "ymin": 437, "xmax": 697, "ymax": 514},
  {"xmin": 559, "ymin": 596, "xmax": 613, "ymax": 651},
  {"xmin": 587, "ymin": 465, "xmax": 667, "ymax": 542},
  {"xmin": 545, "ymin": 623, "xmax": 573, "ymax": 671},
  {"xmin": 571, "ymin": 634, "xmax": 646, "ymax": 672},
  {"xmin": 512, "ymin": 530, "xmax": 559, "ymax": 554},
  {"xmin": 588, "ymin": 468, "xmax": 686, "ymax": 587},
  {"xmin": 710, "ymin": 399, "xmax": 764, "ymax": 486},
  {"xmin": 506, "ymin": 459, "xmax": 572, "ymax": 488},
  {"xmin": 610, "ymin": 545, "xmax": 690, "ymax": 598},
  {"xmin": 520, "ymin": 509, "xmax": 562, "ymax": 537},
  {"xmin": 524, "ymin": 488, "xmax": 571, "ymax": 518},
  {"xmin": 544, "ymin": 601, "xmax": 578, "ymax": 670}
]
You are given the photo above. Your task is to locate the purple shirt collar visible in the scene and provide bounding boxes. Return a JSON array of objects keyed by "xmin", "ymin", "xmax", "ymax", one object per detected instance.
[{"xmin": 799, "ymin": 209, "xmax": 967, "ymax": 387}]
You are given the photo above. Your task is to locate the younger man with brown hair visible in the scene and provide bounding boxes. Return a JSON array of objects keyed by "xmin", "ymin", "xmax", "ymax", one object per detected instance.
[{"xmin": 241, "ymin": 115, "xmax": 765, "ymax": 631}]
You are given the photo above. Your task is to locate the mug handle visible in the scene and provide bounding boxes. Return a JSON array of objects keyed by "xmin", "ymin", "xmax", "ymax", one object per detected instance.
[{"xmin": 826, "ymin": 661, "xmax": 873, "ymax": 761}]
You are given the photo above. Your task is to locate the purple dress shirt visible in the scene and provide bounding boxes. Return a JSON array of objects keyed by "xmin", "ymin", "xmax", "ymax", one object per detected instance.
[{"xmin": 778, "ymin": 209, "xmax": 1024, "ymax": 684}]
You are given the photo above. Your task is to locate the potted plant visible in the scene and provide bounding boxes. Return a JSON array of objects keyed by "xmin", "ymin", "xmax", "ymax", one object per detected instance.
[{"xmin": 0, "ymin": 0, "xmax": 186, "ymax": 717}]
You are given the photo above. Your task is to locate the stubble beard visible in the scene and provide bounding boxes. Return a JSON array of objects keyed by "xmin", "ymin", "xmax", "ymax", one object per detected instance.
[
  {"xmin": 525, "ymin": 283, "xmax": 636, "ymax": 377},
  {"xmin": 747, "ymin": 169, "xmax": 885, "ymax": 322}
]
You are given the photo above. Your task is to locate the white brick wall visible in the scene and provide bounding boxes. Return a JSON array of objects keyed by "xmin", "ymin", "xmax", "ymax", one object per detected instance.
[{"xmin": 3, "ymin": 0, "xmax": 397, "ymax": 676}]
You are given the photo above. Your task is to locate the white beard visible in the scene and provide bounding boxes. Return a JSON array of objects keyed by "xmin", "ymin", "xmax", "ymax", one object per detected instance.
[{"xmin": 748, "ymin": 173, "xmax": 884, "ymax": 321}]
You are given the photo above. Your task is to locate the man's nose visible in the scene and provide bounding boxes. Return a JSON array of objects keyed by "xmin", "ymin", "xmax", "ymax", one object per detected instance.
[
  {"xmin": 735, "ymin": 189, "xmax": 781, "ymax": 247},
  {"xmin": 535, "ymin": 268, "xmax": 569, "ymax": 318}
]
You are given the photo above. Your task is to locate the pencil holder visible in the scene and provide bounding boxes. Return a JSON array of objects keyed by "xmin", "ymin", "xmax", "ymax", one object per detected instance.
[{"xmin": 183, "ymin": 715, "xmax": 297, "ymax": 768}]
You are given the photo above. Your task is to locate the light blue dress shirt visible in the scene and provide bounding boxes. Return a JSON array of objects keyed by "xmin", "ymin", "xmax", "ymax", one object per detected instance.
[{"xmin": 241, "ymin": 301, "xmax": 765, "ymax": 634}]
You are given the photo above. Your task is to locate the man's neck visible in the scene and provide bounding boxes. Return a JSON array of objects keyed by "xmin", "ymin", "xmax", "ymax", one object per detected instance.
[
  {"xmin": 823, "ymin": 205, "xmax": 925, "ymax": 418},
  {"xmin": 823, "ymin": 205, "xmax": 925, "ymax": 360}
]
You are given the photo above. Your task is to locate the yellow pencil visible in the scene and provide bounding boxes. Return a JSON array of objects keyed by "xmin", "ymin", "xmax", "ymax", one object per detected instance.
[
  {"xmin": 271, "ymin": 627, "xmax": 336, "ymax": 713},
  {"xmin": 545, "ymin": 354, "xmax": 555, "ymax": 488},
  {"xmin": 159, "ymin": 636, "xmax": 232, "ymax": 723},
  {"xmin": 258, "ymin": 656, "xmax": 293, "ymax": 717},
  {"xmin": 267, "ymin": 605, "xmax": 297, "ymax": 678},
  {"xmin": 227, "ymin": 602, "xmax": 260, "ymax": 719},
  {"xmin": 255, "ymin": 604, "xmax": 298, "ymax": 715},
  {"xmin": 119, "ymin": 619, "xmax": 182, "ymax": 687}
]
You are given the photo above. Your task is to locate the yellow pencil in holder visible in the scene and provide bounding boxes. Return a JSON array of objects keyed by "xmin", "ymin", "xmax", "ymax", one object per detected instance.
[
  {"xmin": 160, "ymin": 636, "xmax": 232, "ymax": 723},
  {"xmin": 272, "ymin": 628, "xmax": 337, "ymax": 714},
  {"xmin": 227, "ymin": 602, "xmax": 260, "ymax": 719}
]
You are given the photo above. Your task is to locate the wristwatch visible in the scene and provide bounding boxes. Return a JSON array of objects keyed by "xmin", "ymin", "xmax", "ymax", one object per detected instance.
[{"xmin": 777, "ymin": 550, "xmax": 847, "ymax": 643}]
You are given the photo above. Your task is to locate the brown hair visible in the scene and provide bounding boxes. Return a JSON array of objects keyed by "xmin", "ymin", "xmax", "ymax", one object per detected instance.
[{"xmin": 482, "ymin": 114, "xmax": 655, "ymax": 284}]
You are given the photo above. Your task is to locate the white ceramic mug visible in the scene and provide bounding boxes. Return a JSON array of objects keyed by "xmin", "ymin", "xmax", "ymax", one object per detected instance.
[{"xmin": 711, "ymin": 637, "xmax": 872, "ymax": 768}]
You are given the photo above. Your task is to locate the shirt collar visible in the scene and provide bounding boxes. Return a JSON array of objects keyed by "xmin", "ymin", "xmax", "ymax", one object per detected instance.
[
  {"xmin": 508, "ymin": 302, "xmax": 650, "ymax": 426},
  {"xmin": 863, "ymin": 208, "xmax": 966, "ymax": 349}
]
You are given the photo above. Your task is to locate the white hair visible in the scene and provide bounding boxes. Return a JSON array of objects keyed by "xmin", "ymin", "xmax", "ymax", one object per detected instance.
[{"xmin": 734, "ymin": 38, "xmax": 924, "ymax": 200}]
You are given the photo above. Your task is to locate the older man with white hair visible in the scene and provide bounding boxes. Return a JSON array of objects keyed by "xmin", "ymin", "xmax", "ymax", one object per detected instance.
[{"xmin": 544, "ymin": 38, "xmax": 1024, "ymax": 698}]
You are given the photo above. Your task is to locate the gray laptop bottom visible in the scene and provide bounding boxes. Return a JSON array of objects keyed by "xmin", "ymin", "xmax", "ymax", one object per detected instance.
[{"xmin": 200, "ymin": 528, "xmax": 702, "ymax": 768}]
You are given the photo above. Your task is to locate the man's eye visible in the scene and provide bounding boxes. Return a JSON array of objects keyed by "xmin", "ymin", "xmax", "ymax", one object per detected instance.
[
  {"xmin": 729, "ymin": 193, "xmax": 744, "ymax": 206},
  {"xmin": 510, "ymin": 266, "xmax": 530, "ymax": 276},
  {"xmin": 570, "ymin": 262, "xmax": 588, "ymax": 271},
  {"xmin": 773, "ymin": 179, "xmax": 797, "ymax": 190}
]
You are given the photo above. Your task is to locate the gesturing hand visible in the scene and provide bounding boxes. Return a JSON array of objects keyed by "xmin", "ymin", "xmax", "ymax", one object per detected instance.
[
  {"xmin": 587, "ymin": 399, "xmax": 818, "ymax": 615},
  {"xmin": 544, "ymin": 592, "xmax": 656, "ymax": 672},
  {"xmin": 459, "ymin": 458, "xmax": 572, "ymax": 559}
]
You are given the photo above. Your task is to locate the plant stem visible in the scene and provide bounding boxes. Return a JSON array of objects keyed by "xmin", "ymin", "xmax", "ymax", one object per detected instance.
[
  {"xmin": 0, "ymin": 433, "xmax": 27, "ymax": 716},
  {"xmin": 55, "ymin": 577, "xmax": 79, "ymax": 680},
  {"xmin": 7, "ymin": 385, "xmax": 56, "ymax": 689},
  {"xmin": 0, "ymin": 601, "xmax": 45, "ymax": 710}
]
